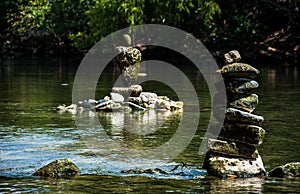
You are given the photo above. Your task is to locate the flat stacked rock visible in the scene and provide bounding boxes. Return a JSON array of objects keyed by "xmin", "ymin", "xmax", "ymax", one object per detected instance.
[{"xmin": 204, "ymin": 51, "xmax": 266, "ymax": 178}]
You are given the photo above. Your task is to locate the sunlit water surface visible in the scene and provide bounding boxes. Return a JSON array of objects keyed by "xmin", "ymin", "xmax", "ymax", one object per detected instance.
[{"xmin": 0, "ymin": 57, "xmax": 300, "ymax": 193}]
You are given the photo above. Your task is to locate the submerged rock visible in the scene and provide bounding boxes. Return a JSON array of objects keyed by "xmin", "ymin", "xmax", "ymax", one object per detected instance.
[
  {"xmin": 228, "ymin": 94, "xmax": 258, "ymax": 113},
  {"xmin": 269, "ymin": 162, "xmax": 300, "ymax": 178},
  {"xmin": 225, "ymin": 108, "xmax": 264, "ymax": 126},
  {"xmin": 217, "ymin": 63, "xmax": 260, "ymax": 79},
  {"xmin": 220, "ymin": 123, "xmax": 265, "ymax": 145},
  {"xmin": 203, "ymin": 152, "xmax": 266, "ymax": 178},
  {"xmin": 33, "ymin": 159, "xmax": 80, "ymax": 178}
]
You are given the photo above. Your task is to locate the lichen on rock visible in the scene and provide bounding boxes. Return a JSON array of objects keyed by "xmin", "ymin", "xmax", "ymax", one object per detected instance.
[
  {"xmin": 33, "ymin": 158, "xmax": 80, "ymax": 178},
  {"xmin": 269, "ymin": 162, "xmax": 300, "ymax": 178}
]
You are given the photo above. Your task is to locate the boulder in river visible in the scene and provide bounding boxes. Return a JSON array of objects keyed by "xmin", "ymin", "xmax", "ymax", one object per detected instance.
[
  {"xmin": 33, "ymin": 159, "xmax": 80, "ymax": 178},
  {"xmin": 268, "ymin": 162, "xmax": 300, "ymax": 178},
  {"xmin": 203, "ymin": 152, "xmax": 266, "ymax": 178}
]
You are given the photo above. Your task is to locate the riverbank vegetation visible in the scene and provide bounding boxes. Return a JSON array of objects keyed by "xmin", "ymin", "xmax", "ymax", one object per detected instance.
[{"xmin": 1, "ymin": 0, "xmax": 299, "ymax": 64}]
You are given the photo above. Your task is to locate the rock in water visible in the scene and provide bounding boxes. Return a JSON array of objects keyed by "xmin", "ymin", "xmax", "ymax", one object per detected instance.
[
  {"xmin": 203, "ymin": 152, "xmax": 266, "ymax": 178},
  {"xmin": 217, "ymin": 63, "xmax": 260, "ymax": 79},
  {"xmin": 228, "ymin": 94, "xmax": 258, "ymax": 113},
  {"xmin": 269, "ymin": 162, "xmax": 300, "ymax": 178},
  {"xmin": 110, "ymin": 92, "xmax": 125, "ymax": 103},
  {"xmin": 115, "ymin": 46, "xmax": 142, "ymax": 86},
  {"xmin": 225, "ymin": 108, "xmax": 264, "ymax": 126},
  {"xmin": 206, "ymin": 138, "xmax": 258, "ymax": 159},
  {"xmin": 226, "ymin": 78, "xmax": 259, "ymax": 94},
  {"xmin": 220, "ymin": 123, "xmax": 265, "ymax": 145},
  {"xmin": 111, "ymin": 85, "xmax": 142, "ymax": 98},
  {"xmin": 33, "ymin": 159, "xmax": 80, "ymax": 177}
]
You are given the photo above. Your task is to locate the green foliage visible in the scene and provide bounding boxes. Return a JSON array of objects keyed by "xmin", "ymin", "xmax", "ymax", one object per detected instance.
[
  {"xmin": 70, "ymin": 0, "xmax": 221, "ymax": 49},
  {"xmin": 1, "ymin": 0, "xmax": 299, "ymax": 56},
  {"xmin": 3, "ymin": 0, "xmax": 91, "ymax": 55}
]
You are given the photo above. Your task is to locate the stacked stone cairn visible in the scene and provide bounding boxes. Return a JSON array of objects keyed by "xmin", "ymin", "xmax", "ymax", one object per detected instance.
[
  {"xmin": 203, "ymin": 50, "xmax": 266, "ymax": 178},
  {"xmin": 57, "ymin": 45, "xmax": 183, "ymax": 113}
]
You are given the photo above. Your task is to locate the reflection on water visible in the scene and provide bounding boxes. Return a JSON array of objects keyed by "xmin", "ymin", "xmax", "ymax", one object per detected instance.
[{"xmin": 0, "ymin": 58, "xmax": 300, "ymax": 193}]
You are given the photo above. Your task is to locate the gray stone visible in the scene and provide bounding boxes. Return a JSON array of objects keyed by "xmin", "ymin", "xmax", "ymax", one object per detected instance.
[
  {"xmin": 110, "ymin": 92, "xmax": 124, "ymax": 103},
  {"xmin": 128, "ymin": 97, "xmax": 142, "ymax": 105},
  {"xmin": 33, "ymin": 159, "xmax": 80, "ymax": 177},
  {"xmin": 226, "ymin": 78, "xmax": 259, "ymax": 94},
  {"xmin": 217, "ymin": 63, "xmax": 260, "ymax": 79},
  {"xmin": 111, "ymin": 85, "xmax": 142, "ymax": 98},
  {"xmin": 206, "ymin": 138, "xmax": 258, "ymax": 159},
  {"xmin": 269, "ymin": 162, "xmax": 300, "ymax": 178},
  {"xmin": 225, "ymin": 108, "xmax": 264, "ymax": 126},
  {"xmin": 203, "ymin": 152, "xmax": 266, "ymax": 178},
  {"xmin": 140, "ymin": 92, "xmax": 158, "ymax": 102},
  {"xmin": 224, "ymin": 50, "xmax": 241, "ymax": 64},
  {"xmin": 228, "ymin": 94, "xmax": 258, "ymax": 113},
  {"xmin": 220, "ymin": 123, "xmax": 265, "ymax": 145}
]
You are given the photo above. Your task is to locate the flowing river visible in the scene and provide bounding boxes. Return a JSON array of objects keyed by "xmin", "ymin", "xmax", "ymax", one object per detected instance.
[{"xmin": 0, "ymin": 57, "xmax": 299, "ymax": 193}]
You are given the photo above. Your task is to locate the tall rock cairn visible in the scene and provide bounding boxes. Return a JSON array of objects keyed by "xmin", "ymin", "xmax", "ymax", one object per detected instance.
[
  {"xmin": 203, "ymin": 50, "xmax": 266, "ymax": 178},
  {"xmin": 113, "ymin": 34, "xmax": 142, "ymax": 87}
]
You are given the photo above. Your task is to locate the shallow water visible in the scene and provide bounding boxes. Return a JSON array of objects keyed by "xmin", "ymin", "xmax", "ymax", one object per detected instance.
[{"xmin": 0, "ymin": 57, "xmax": 300, "ymax": 193}]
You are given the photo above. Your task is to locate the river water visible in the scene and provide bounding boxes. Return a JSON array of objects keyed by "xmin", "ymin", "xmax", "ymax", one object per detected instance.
[{"xmin": 0, "ymin": 57, "xmax": 299, "ymax": 193}]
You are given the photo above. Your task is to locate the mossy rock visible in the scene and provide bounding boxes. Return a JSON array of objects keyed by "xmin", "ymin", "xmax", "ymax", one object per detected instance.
[
  {"xmin": 228, "ymin": 94, "xmax": 258, "ymax": 113},
  {"xmin": 225, "ymin": 108, "xmax": 264, "ymax": 126},
  {"xmin": 226, "ymin": 78, "xmax": 259, "ymax": 94},
  {"xmin": 269, "ymin": 162, "xmax": 300, "ymax": 178},
  {"xmin": 220, "ymin": 123, "xmax": 265, "ymax": 145},
  {"xmin": 33, "ymin": 159, "xmax": 80, "ymax": 178},
  {"xmin": 217, "ymin": 63, "xmax": 260, "ymax": 79},
  {"xmin": 203, "ymin": 152, "xmax": 266, "ymax": 178},
  {"xmin": 207, "ymin": 138, "xmax": 258, "ymax": 159}
]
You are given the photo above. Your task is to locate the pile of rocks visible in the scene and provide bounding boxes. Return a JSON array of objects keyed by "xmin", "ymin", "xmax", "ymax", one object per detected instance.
[
  {"xmin": 56, "ymin": 85, "xmax": 183, "ymax": 113},
  {"xmin": 99, "ymin": 84, "xmax": 183, "ymax": 112},
  {"xmin": 203, "ymin": 50, "xmax": 266, "ymax": 178}
]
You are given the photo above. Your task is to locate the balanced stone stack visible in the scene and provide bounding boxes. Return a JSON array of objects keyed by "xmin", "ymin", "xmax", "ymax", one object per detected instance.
[{"xmin": 203, "ymin": 50, "xmax": 266, "ymax": 178}]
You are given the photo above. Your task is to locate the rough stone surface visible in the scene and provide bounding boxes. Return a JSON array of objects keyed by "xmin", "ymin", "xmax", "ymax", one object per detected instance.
[
  {"xmin": 217, "ymin": 63, "xmax": 260, "ymax": 79},
  {"xmin": 226, "ymin": 78, "xmax": 259, "ymax": 94},
  {"xmin": 111, "ymin": 85, "xmax": 142, "ymax": 98},
  {"xmin": 207, "ymin": 138, "xmax": 258, "ymax": 159},
  {"xmin": 228, "ymin": 94, "xmax": 258, "ymax": 113},
  {"xmin": 269, "ymin": 162, "xmax": 300, "ymax": 178},
  {"xmin": 115, "ymin": 46, "xmax": 142, "ymax": 86},
  {"xmin": 225, "ymin": 108, "xmax": 264, "ymax": 126},
  {"xmin": 140, "ymin": 92, "xmax": 158, "ymax": 102},
  {"xmin": 110, "ymin": 92, "xmax": 125, "ymax": 103},
  {"xmin": 33, "ymin": 159, "xmax": 80, "ymax": 177},
  {"xmin": 224, "ymin": 50, "xmax": 241, "ymax": 64},
  {"xmin": 220, "ymin": 123, "xmax": 265, "ymax": 145},
  {"xmin": 203, "ymin": 153, "xmax": 266, "ymax": 178}
]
